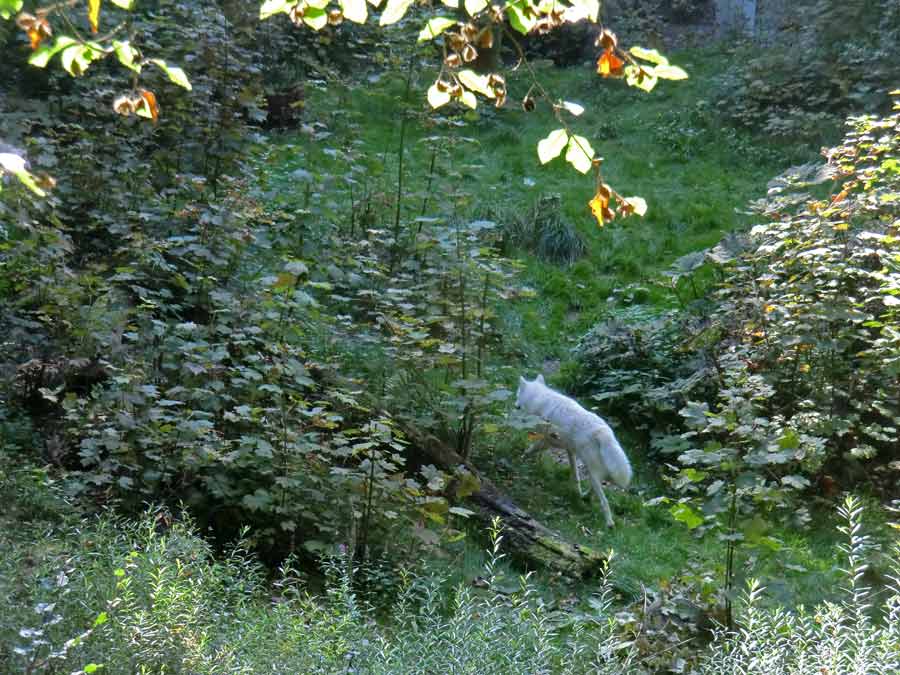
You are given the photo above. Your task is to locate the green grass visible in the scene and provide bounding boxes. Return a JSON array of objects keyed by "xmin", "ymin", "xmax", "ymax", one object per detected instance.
[{"xmin": 262, "ymin": 45, "xmax": 855, "ymax": 614}]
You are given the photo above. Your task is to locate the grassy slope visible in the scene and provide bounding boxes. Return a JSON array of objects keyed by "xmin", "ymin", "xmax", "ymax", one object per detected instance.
[{"xmin": 263, "ymin": 45, "xmax": 865, "ymax": 611}]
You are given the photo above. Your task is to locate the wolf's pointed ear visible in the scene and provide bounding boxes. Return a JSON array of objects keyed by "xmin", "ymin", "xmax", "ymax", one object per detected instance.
[{"xmin": 536, "ymin": 374, "xmax": 545, "ymax": 383}]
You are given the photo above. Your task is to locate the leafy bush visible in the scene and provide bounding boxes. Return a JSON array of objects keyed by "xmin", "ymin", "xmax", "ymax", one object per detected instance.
[
  {"xmin": 713, "ymin": 0, "xmax": 900, "ymax": 141},
  {"xmin": 500, "ymin": 193, "xmax": 587, "ymax": 265}
]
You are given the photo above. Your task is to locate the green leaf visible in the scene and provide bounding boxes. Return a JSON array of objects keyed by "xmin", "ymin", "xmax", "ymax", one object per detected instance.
[
  {"xmin": 458, "ymin": 69, "xmax": 494, "ymax": 98},
  {"xmin": 260, "ymin": 0, "xmax": 291, "ymax": 19},
  {"xmin": 623, "ymin": 196, "xmax": 647, "ymax": 216},
  {"xmin": 652, "ymin": 64, "xmax": 688, "ymax": 80},
  {"xmin": 625, "ymin": 65, "xmax": 657, "ymax": 93},
  {"xmin": 537, "ymin": 128, "xmax": 568, "ymax": 164},
  {"xmin": 379, "ymin": 0, "xmax": 414, "ymax": 25},
  {"xmin": 464, "ymin": 0, "xmax": 487, "ymax": 14},
  {"xmin": 340, "ymin": 0, "xmax": 367, "ymax": 23},
  {"xmin": 0, "ymin": 152, "xmax": 46, "ymax": 197},
  {"xmin": 459, "ymin": 89, "xmax": 477, "ymax": 109},
  {"xmin": 670, "ymin": 502, "xmax": 704, "ymax": 529},
  {"xmin": 417, "ymin": 16, "xmax": 456, "ymax": 42},
  {"xmin": 0, "ymin": 0, "xmax": 22, "ymax": 20},
  {"xmin": 93, "ymin": 612, "xmax": 109, "ymax": 627},
  {"xmin": 303, "ymin": 7, "xmax": 328, "ymax": 30},
  {"xmin": 567, "ymin": 0, "xmax": 599, "ymax": 22},
  {"xmin": 506, "ymin": 1, "xmax": 536, "ymax": 34},
  {"xmin": 110, "ymin": 0, "xmax": 134, "ymax": 8},
  {"xmin": 629, "ymin": 46, "xmax": 669, "ymax": 65},
  {"xmin": 60, "ymin": 44, "xmax": 103, "ymax": 77},
  {"xmin": 112, "ymin": 40, "xmax": 139, "ymax": 71},
  {"xmin": 565, "ymin": 134, "xmax": 594, "ymax": 174},
  {"xmin": 150, "ymin": 59, "xmax": 192, "ymax": 90},
  {"xmin": 28, "ymin": 36, "xmax": 78, "ymax": 68},
  {"xmin": 84, "ymin": 664, "xmax": 103, "ymax": 673},
  {"xmin": 427, "ymin": 83, "xmax": 451, "ymax": 108}
]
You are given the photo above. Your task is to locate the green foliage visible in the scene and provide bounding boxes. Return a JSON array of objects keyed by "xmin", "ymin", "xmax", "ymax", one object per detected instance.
[
  {"xmin": 1, "ymin": 507, "xmax": 639, "ymax": 674},
  {"xmin": 713, "ymin": 0, "xmax": 900, "ymax": 141},
  {"xmin": 698, "ymin": 496, "xmax": 900, "ymax": 675},
  {"xmin": 499, "ymin": 193, "xmax": 587, "ymax": 265}
]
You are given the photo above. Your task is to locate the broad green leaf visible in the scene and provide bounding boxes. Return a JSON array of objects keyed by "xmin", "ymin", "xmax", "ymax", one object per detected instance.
[
  {"xmin": 0, "ymin": 0, "xmax": 22, "ymax": 19},
  {"xmin": 84, "ymin": 664, "xmax": 102, "ymax": 673},
  {"xmin": 459, "ymin": 89, "xmax": 477, "ymax": 109},
  {"xmin": 150, "ymin": 59, "xmax": 192, "ymax": 90},
  {"xmin": 537, "ymin": 128, "xmax": 568, "ymax": 164},
  {"xmin": 625, "ymin": 64, "xmax": 657, "ymax": 93},
  {"xmin": 629, "ymin": 46, "xmax": 669, "ymax": 65},
  {"xmin": 379, "ymin": 0, "xmax": 414, "ymax": 25},
  {"xmin": 340, "ymin": 0, "xmax": 367, "ymax": 23},
  {"xmin": 306, "ymin": 0, "xmax": 330, "ymax": 9},
  {"xmin": 417, "ymin": 16, "xmax": 456, "ymax": 42},
  {"xmin": 93, "ymin": 612, "xmax": 109, "ymax": 627},
  {"xmin": 260, "ymin": 0, "xmax": 291, "ymax": 19},
  {"xmin": 28, "ymin": 36, "xmax": 78, "ymax": 68},
  {"xmin": 110, "ymin": 0, "xmax": 134, "ymax": 8},
  {"xmin": 303, "ymin": 7, "xmax": 328, "ymax": 30},
  {"xmin": 427, "ymin": 83, "xmax": 451, "ymax": 108},
  {"xmin": 670, "ymin": 502, "xmax": 704, "ymax": 529},
  {"xmin": 113, "ymin": 40, "xmax": 139, "ymax": 71},
  {"xmin": 60, "ymin": 44, "xmax": 103, "ymax": 77},
  {"xmin": 565, "ymin": 134, "xmax": 594, "ymax": 174},
  {"xmin": 506, "ymin": 1, "xmax": 536, "ymax": 34},
  {"xmin": 464, "ymin": 0, "xmax": 487, "ymax": 14},
  {"xmin": 652, "ymin": 64, "xmax": 688, "ymax": 80},
  {"xmin": 440, "ymin": 0, "xmax": 458, "ymax": 6},
  {"xmin": 458, "ymin": 69, "xmax": 494, "ymax": 98},
  {"xmin": 623, "ymin": 196, "xmax": 647, "ymax": 216}
]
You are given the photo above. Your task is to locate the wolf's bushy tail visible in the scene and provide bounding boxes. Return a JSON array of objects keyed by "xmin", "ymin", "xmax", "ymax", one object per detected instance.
[{"xmin": 595, "ymin": 427, "xmax": 632, "ymax": 488}]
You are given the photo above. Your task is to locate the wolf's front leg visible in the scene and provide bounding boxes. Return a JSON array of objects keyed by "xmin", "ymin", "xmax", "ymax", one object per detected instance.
[{"xmin": 566, "ymin": 448, "xmax": 587, "ymax": 497}]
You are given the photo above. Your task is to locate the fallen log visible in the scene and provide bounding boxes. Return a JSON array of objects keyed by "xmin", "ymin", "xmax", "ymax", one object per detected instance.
[{"xmin": 403, "ymin": 426, "xmax": 607, "ymax": 578}]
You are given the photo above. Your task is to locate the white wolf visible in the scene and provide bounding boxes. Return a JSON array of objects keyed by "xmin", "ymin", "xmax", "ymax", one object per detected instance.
[{"xmin": 516, "ymin": 374, "xmax": 632, "ymax": 528}]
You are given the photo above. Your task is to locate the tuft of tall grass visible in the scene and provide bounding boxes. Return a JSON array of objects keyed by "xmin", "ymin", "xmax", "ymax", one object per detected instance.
[{"xmin": 697, "ymin": 495, "xmax": 900, "ymax": 675}]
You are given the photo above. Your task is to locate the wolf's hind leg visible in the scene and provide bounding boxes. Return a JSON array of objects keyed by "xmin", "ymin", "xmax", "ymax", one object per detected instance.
[{"xmin": 587, "ymin": 471, "xmax": 614, "ymax": 528}]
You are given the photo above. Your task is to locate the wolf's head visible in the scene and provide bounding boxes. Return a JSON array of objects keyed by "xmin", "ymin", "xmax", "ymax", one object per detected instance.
[{"xmin": 515, "ymin": 374, "xmax": 545, "ymax": 411}]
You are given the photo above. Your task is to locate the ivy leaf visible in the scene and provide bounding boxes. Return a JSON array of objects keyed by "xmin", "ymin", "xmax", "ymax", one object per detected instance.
[
  {"xmin": 379, "ymin": 0, "xmax": 414, "ymax": 25},
  {"xmin": 417, "ymin": 16, "xmax": 456, "ymax": 42},
  {"xmin": 537, "ymin": 128, "xmax": 568, "ymax": 165},
  {"xmin": 340, "ymin": 0, "xmax": 368, "ymax": 23},
  {"xmin": 150, "ymin": 59, "xmax": 192, "ymax": 90},
  {"xmin": 565, "ymin": 135, "xmax": 594, "ymax": 174}
]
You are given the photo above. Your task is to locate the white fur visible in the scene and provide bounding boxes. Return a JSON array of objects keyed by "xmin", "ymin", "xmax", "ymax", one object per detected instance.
[{"xmin": 516, "ymin": 374, "xmax": 632, "ymax": 528}]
